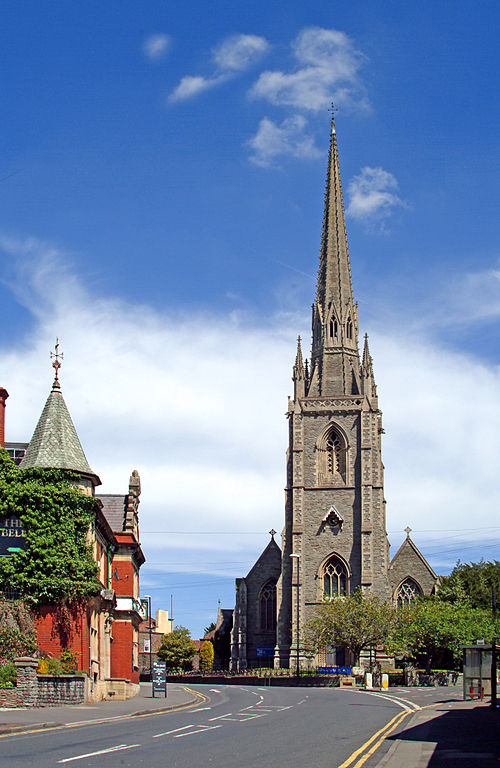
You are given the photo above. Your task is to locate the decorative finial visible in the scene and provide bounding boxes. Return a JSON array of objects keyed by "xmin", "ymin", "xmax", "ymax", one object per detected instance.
[
  {"xmin": 50, "ymin": 338, "xmax": 63, "ymax": 389},
  {"xmin": 329, "ymin": 102, "xmax": 338, "ymax": 134},
  {"xmin": 269, "ymin": 528, "xmax": 276, "ymax": 539},
  {"xmin": 404, "ymin": 526, "xmax": 412, "ymax": 538}
]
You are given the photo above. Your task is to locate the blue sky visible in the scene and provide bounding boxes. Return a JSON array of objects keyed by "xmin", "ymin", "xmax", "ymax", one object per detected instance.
[{"xmin": 1, "ymin": 1, "xmax": 499, "ymax": 637}]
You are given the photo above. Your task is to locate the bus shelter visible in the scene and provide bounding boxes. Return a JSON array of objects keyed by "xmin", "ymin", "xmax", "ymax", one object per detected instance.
[{"xmin": 462, "ymin": 643, "xmax": 499, "ymax": 700}]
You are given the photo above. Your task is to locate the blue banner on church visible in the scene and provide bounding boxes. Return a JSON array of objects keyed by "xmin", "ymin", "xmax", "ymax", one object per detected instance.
[
  {"xmin": 317, "ymin": 666, "xmax": 352, "ymax": 675},
  {"xmin": 256, "ymin": 646, "xmax": 275, "ymax": 657}
]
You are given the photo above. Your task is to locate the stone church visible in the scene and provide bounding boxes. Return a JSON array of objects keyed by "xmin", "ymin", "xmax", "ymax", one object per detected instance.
[{"xmin": 231, "ymin": 119, "xmax": 438, "ymax": 671}]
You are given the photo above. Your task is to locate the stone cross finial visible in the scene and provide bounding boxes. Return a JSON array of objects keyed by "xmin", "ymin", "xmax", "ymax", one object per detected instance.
[
  {"xmin": 329, "ymin": 103, "xmax": 338, "ymax": 133},
  {"xmin": 404, "ymin": 526, "xmax": 412, "ymax": 538},
  {"xmin": 50, "ymin": 338, "xmax": 63, "ymax": 388},
  {"xmin": 269, "ymin": 529, "xmax": 276, "ymax": 539}
]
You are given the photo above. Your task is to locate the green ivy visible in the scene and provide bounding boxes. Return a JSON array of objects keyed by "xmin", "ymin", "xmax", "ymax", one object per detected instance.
[{"xmin": 0, "ymin": 450, "xmax": 101, "ymax": 606}]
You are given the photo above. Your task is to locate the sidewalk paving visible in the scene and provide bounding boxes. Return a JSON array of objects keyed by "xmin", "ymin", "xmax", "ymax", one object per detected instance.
[
  {"xmin": 376, "ymin": 698, "xmax": 500, "ymax": 768},
  {"xmin": 0, "ymin": 682, "xmax": 199, "ymax": 735}
]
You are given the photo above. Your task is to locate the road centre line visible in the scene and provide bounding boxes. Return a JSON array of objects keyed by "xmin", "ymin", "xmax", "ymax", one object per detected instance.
[
  {"xmin": 58, "ymin": 744, "xmax": 141, "ymax": 763},
  {"xmin": 175, "ymin": 725, "xmax": 221, "ymax": 738},
  {"xmin": 153, "ymin": 724, "xmax": 194, "ymax": 737}
]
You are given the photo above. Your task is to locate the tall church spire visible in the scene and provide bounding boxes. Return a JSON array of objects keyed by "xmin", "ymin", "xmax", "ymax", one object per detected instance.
[{"xmin": 308, "ymin": 117, "xmax": 360, "ymax": 397}]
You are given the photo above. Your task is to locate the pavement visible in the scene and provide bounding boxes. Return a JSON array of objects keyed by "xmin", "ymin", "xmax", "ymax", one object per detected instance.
[
  {"xmin": 0, "ymin": 681, "xmax": 200, "ymax": 735},
  {"xmin": 374, "ymin": 697, "xmax": 500, "ymax": 768}
]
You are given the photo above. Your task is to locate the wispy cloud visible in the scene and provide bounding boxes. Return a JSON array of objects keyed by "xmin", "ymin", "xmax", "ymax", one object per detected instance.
[
  {"xmin": 2, "ymin": 238, "xmax": 499, "ymax": 627},
  {"xmin": 247, "ymin": 115, "xmax": 322, "ymax": 167},
  {"xmin": 143, "ymin": 33, "xmax": 171, "ymax": 61},
  {"xmin": 170, "ymin": 33, "xmax": 269, "ymax": 102},
  {"xmin": 249, "ymin": 27, "xmax": 369, "ymax": 113},
  {"xmin": 346, "ymin": 166, "xmax": 406, "ymax": 222}
]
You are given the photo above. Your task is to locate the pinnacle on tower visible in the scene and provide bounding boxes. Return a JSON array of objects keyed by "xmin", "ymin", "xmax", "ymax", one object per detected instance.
[{"xmin": 293, "ymin": 336, "xmax": 306, "ymax": 399}]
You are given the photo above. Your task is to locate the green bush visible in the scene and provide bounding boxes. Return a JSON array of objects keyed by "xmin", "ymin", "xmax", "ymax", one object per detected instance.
[
  {"xmin": 0, "ymin": 662, "xmax": 17, "ymax": 687},
  {"xmin": 46, "ymin": 657, "xmax": 64, "ymax": 675}
]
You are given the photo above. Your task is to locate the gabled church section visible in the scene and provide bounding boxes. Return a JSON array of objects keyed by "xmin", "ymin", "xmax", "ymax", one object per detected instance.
[
  {"xmin": 389, "ymin": 527, "xmax": 439, "ymax": 606},
  {"xmin": 231, "ymin": 531, "xmax": 281, "ymax": 669}
]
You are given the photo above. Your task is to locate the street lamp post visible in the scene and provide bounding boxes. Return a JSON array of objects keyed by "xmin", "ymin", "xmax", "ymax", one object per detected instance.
[
  {"xmin": 144, "ymin": 594, "xmax": 153, "ymax": 691},
  {"xmin": 290, "ymin": 554, "xmax": 300, "ymax": 679}
]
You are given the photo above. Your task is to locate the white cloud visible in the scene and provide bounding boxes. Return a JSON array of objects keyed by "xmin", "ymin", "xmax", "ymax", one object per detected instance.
[
  {"xmin": 2, "ymin": 238, "xmax": 500, "ymax": 627},
  {"xmin": 212, "ymin": 34, "xmax": 269, "ymax": 72},
  {"xmin": 346, "ymin": 166, "xmax": 406, "ymax": 221},
  {"xmin": 247, "ymin": 115, "xmax": 322, "ymax": 167},
  {"xmin": 249, "ymin": 27, "xmax": 368, "ymax": 112},
  {"xmin": 143, "ymin": 33, "xmax": 171, "ymax": 61},
  {"xmin": 170, "ymin": 33, "xmax": 269, "ymax": 102},
  {"xmin": 170, "ymin": 74, "xmax": 225, "ymax": 102}
]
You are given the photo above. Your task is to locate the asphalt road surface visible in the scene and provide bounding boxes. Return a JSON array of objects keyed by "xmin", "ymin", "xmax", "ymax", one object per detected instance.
[{"xmin": 0, "ymin": 684, "xmax": 431, "ymax": 768}]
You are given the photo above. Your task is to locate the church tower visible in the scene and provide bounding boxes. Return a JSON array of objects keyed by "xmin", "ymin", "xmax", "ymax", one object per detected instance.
[{"xmin": 275, "ymin": 118, "xmax": 390, "ymax": 668}]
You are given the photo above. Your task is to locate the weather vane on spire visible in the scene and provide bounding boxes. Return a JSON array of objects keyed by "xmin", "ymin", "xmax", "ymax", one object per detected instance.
[{"xmin": 50, "ymin": 337, "xmax": 63, "ymax": 388}]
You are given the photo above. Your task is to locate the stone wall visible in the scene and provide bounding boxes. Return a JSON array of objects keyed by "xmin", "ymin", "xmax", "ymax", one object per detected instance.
[
  {"xmin": 0, "ymin": 687, "xmax": 22, "ymax": 707},
  {"xmin": 8, "ymin": 657, "xmax": 87, "ymax": 708},
  {"xmin": 37, "ymin": 675, "xmax": 86, "ymax": 706}
]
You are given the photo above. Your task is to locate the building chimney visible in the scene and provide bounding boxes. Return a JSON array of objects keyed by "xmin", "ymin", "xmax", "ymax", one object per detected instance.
[{"xmin": 0, "ymin": 388, "xmax": 9, "ymax": 448}]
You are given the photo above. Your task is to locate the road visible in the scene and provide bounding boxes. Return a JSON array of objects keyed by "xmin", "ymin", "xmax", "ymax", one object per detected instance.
[{"xmin": 0, "ymin": 684, "xmax": 439, "ymax": 768}]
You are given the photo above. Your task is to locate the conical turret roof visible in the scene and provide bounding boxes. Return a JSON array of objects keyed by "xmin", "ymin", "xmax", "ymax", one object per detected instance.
[{"xmin": 20, "ymin": 346, "xmax": 99, "ymax": 484}]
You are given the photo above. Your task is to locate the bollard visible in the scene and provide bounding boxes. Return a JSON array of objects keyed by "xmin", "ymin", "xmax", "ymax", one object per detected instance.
[
  {"xmin": 381, "ymin": 673, "xmax": 389, "ymax": 689},
  {"xmin": 365, "ymin": 672, "xmax": 373, "ymax": 689}
]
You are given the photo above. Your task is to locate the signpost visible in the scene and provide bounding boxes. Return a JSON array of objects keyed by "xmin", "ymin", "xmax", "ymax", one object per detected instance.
[{"xmin": 152, "ymin": 660, "xmax": 167, "ymax": 698}]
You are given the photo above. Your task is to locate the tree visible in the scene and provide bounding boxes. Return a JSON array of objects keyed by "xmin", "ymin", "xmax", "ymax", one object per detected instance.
[
  {"xmin": 0, "ymin": 451, "xmax": 101, "ymax": 606},
  {"xmin": 437, "ymin": 560, "xmax": 500, "ymax": 610},
  {"xmin": 387, "ymin": 598, "xmax": 496, "ymax": 671},
  {"xmin": 199, "ymin": 640, "xmax": 214, "ymax": 672},
  {"xmin": 157, "ymin": 626, "xmax": 196, "ymax": 669},
  {"xmin": 305, "ymin": 590, "xmax": 396, "ymax": 664},
  {"xmin": 204, "ymin": 622, "xmax": 216, "ymax": 635}
]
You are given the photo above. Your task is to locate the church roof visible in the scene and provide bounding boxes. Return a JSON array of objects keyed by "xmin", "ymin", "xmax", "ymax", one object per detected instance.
[
  {"xmin": 389, "ymin": 531, "xmax": 438, "ymax": 580},
  {"xmin": 20, "ymin": 378, "xmax": 98, "ymax": 482}
]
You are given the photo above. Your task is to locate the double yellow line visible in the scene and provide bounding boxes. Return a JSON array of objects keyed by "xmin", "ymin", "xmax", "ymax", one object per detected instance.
[{"xmin": 337, "ymin": 706, "xmax": 415, "ymax": 768}]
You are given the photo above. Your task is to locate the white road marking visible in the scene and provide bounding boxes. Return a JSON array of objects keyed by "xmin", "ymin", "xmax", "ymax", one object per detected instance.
[
  {"xmin": 58, "ymin": 744, "xmax": 140, "ymax": 763},
  {"xmin": 153, "ymin": 724, "xmax": 194, "ymax": 738},
  {"xmin": 208, "ymin": 713, "xmax": 232, "ymax": 721},
  {"xmin": 175, "ymin": 725, "xmax": 221, "ymax": 738},
  {"xmin": 209, "ymin": 688, "xmax": 221, "ymax": 692},
  {"xmin": 191, "ymin": 707, "xmax": 211, "ymax": 712},
  {"xmin": 360, "ymin": 691, "xmax": 418, "ymax": 711}
]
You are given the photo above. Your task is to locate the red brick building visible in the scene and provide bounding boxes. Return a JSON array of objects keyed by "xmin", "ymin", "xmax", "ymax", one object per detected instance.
[{"xmin": 0, "ymin": 352, "xmax": 145, "ymax": 700}]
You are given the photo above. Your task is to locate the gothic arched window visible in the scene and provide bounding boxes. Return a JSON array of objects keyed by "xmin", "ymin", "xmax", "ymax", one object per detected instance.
[
  {"xmin": 323, "ymin": 556, "xmax": 348, "ymax": 599},
  {"xmin": 346, "ymin": 317, "xmax": 353, "ymax": 340},
  {"xmin": 329, "ymin": 318, "xmax": 338, "ymax": 338},
  {"xmin": 317, "ymin": 425, "xmax": 347, "ymax": 485},
  {"xmin": 259, "ymin": 579, "xmax": 277, "ymax": 631},
  {"xmin": 396, "ymin": 578, "xmax": 422, "ymax": 608},
  {"xmin": 326, "ymin": 432, "xmax": 343, "ymax": 475}
]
